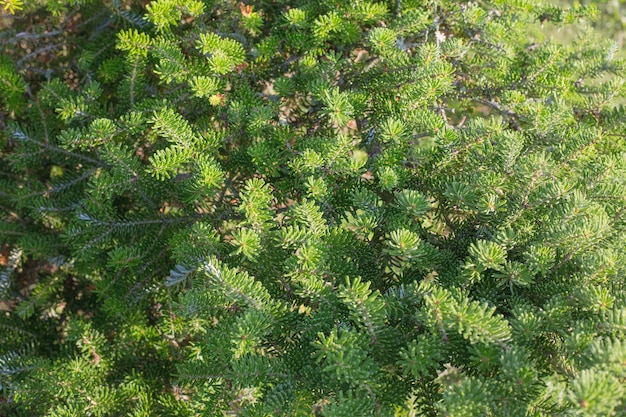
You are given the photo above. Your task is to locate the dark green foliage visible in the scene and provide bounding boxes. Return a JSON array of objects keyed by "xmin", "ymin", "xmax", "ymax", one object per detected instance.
[{"xmin": 1, "ymin": 0, "xmax": 626, "ymax": 415}]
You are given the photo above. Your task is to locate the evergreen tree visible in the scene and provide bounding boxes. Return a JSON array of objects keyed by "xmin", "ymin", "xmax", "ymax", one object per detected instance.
[{"xmin": 1, "ymin": 0, "xmax": 625, "ymax": 415}]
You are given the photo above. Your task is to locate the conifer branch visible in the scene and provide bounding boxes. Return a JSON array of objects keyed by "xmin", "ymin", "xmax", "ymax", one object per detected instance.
[{"xmin": 10, "ymin": 128, "xmax": 109, "ymax": 168}]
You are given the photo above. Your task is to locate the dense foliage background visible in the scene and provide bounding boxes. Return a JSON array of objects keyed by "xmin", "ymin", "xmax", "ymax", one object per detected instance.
[{"xmin": 1, "ymin": 0, "xmax": 625, "ymax": 416}]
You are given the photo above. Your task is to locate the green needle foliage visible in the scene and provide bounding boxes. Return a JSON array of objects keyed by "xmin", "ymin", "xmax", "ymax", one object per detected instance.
[{"xmin": 1, "ymin": 0, "xmax": 625, "ymax": 416}]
